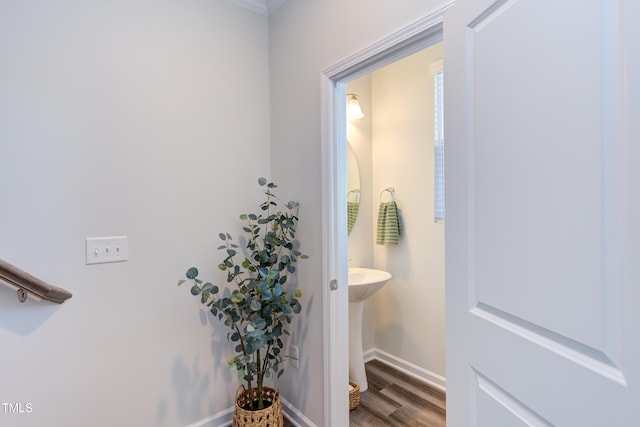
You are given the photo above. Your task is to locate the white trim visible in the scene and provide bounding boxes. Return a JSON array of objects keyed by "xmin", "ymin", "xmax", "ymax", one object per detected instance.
[
  {"xmin": 430, "ymin": 59, "xmax": 444, "ymax": 74},
  {"xmin": 185, "ymin": 396, "xmax": 315, "ymax": 427},
  {"xmin": 226, "ymin": 0, "xmax": 286, "ymax": 16},
  {"xmin": 227, "ymin": 0, "xmax": 269, "ymax": 16},
  {"xmin": 185, "ymin": 407, "xmax": 234, "ymax": 427},
  {"xmin": 321, "ymin": 1, "xmax": 453, "ymax": 82},
  {"xmin": 266, "ymin": 0, "xmax": 287, "ymax": 14},
  {"xmin": 321, "ymin": 66, "xmax": 351, "ymax": 427},
  {"xmin": 321, "ymin": 4, "xmax": 453, "ymax": 425},
  {"xmin": 281, "ymin": 397, "xmax": 317, "ymax": 427},
  {"xmin": 363, "ymin": 348, "xmax": 447, "ymax": 392}
]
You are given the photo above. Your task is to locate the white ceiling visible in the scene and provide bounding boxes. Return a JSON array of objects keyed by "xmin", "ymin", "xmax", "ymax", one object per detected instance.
[{"xmin": 227, "ymin": 0, "xmax": 287, "ymax": 16}]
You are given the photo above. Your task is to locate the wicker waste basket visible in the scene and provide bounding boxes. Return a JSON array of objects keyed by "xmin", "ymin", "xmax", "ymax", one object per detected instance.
[
  {"xmin": 349, "ymin": 380, "xmax": 360, "ymax": 410},
  {"xmin": 232, "ymin": 385, "xmax": 283, "ymax": 427}
]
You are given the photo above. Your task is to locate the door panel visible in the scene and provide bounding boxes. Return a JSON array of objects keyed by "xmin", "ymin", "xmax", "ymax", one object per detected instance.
[
  {"xmin": 445, "ymin": 0, "xmax": 640, "ymax": 425},
  {"xmin": 474, "ymin": 370, "xmax": 553, "ymax": 427},
  {"xmin": 472, "ymin": 0, "xmax": 605, "ymax": 353}
]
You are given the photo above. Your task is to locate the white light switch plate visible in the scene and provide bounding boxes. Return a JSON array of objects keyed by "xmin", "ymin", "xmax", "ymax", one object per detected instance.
[{"xmin": 85, "ymin": 236, "xmax": 128, "ymax": 265}]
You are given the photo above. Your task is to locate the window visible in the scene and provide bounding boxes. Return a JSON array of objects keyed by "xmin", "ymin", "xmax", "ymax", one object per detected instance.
[{"xmin": 432, "ymin": 62, "xmax": 445, "ymax": 222}]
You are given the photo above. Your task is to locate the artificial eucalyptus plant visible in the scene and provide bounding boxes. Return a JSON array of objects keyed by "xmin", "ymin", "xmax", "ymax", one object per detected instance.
[{"xmin": 179, "ymin": 177, "xmax": 307, "ymax": 410}]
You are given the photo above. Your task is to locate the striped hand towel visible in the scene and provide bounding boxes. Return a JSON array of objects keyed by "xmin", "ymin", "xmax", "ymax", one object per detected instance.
[
  {"xmin": 376, "ymin": 201, "xmax": 402, "ymax": 245},
  {"xmin": 347, "ymin": 201, "xmax": 360, "ymax": 235}
]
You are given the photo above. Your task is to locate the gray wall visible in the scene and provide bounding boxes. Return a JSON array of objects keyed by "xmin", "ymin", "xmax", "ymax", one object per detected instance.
[{"xmin": 0, "ymin": 1, "xmax": 270, "ymax": 426}]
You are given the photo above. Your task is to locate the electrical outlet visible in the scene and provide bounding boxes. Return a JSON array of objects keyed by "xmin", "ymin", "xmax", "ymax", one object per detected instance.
[
  {"xmin": 86, "ymin": 236, "xmax": 128, "ymax": 265},
  {"xmin": 290, "ymin": 345, "xmax": 299, "ymax": 368}
]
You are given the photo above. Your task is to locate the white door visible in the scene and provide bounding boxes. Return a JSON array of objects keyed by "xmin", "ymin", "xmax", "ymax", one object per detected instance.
[{"xmin": 445, "ymin": 0, "xmax": 640, "ymax": 425}]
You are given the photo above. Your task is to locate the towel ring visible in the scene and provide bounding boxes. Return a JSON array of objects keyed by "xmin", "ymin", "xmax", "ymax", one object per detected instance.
[
  {"xmin": 348, "ymin": 189, "xmax": 360, "ymax": 203},
  {"xmin": 379, "ymin": 187, "xmax": 395, "ymax": 202}
]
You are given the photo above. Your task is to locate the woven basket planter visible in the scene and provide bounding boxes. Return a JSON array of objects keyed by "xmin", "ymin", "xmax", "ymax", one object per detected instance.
[
  {"xmin": 232, "ymin": 386, "xmax": 283, "ymax": 427},
  {"xmin": 349, "ymin": 380, "xmax": 360, "ymax": 410}
]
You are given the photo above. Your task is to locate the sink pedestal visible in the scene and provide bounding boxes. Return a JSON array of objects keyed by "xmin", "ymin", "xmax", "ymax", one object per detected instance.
[
  {"xmin": 347, "ymin": 267, "xmax": 392, "ymax": 393},
  {"xmin": 349, "ymin": 300, "xmax": 369, "ymax": 391}
]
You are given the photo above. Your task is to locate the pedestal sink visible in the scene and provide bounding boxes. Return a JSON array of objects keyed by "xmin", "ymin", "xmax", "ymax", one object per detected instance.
[{"xmin": 348, "ymin": 267, "xmax": 392, "ymax": 392}]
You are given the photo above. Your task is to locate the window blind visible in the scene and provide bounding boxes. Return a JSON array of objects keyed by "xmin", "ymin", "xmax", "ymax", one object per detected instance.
[{"xmin": 434, "ymin": 70, "xmax": 445, "ymax": 222}]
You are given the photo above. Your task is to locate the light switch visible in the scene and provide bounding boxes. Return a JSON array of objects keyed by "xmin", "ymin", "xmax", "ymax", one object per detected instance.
[{"xmin": 85, "ymin": 236, "xmax": 128, "ymax": 265}]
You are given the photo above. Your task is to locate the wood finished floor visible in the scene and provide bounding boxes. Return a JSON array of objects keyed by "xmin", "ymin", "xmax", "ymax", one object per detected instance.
[
  {"xmin": 283, "ymin": 359, "xmax": 445, "ymax": 426},
  {"xmin": 349, "ymin": 359, "xmax": 446, "ymax": 427}
]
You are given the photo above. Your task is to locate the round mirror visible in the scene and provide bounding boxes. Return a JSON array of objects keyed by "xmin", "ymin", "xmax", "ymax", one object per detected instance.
[{"xmin": 347, "ymin": 142, "xmax": 361, "ymax": 235}]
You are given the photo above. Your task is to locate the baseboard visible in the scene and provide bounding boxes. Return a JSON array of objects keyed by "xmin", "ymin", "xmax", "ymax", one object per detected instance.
[
  {"xmin": 185, "ymin": 406, "xmax": 234, "ymax": 427},
  {"xmin": 185, "ymin": 396, "xmax": 315, "ymax": 427},
  {"xmin": 363, "ymin": 348, "xmax": 446, "ymax": 392},
  {"xmin": 280, "ymin": 397, "xmax": 316, "ymax": 427}
]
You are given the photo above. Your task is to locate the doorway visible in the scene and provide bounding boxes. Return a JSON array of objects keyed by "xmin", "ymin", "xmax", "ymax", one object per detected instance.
[{"xmin": 320, "ymin": 5, "xmax": 452, "ymax": 425}]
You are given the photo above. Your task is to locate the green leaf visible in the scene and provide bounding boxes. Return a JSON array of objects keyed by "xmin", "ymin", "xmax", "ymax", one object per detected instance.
[
  {"xmin": 254, "ymin": 318, "xmax": 267, "ymax": 330},
  {"xmin": 240, "ymin": 213, "xmax": 248, "ymax": 220},
  {"xmin": 190, "ymin": 285, "xmax": 201, "ymax": 295},
  {"xmin": 177, "ymin": 279, "xmax": 185, "ymax": 286},
  {"xmin": 273, "ymin": 283, "xmax": 282, "ymax": 297},
  {"xmin": 258, "ymin": 177, "xmax": 267, "ymax": 186},
  {"xmin": 272, "ymin": 325, "xmax": 282, "ymax": 337},
  {"xmin": 218, "ymin": 233, "xmax": 226, "ymax": 240},
  {"xmin": 186, "ymin": 267, "xmax": 198, "ymax": 279},
  {"xmin": 261, "ymin": 288, "xmax": 273, "ymax": 301},
  {"xmin": 250, "ymin": 299, "xmax": 262, "ymax": 311},
  {"xmin": 267, "ymin": 269, "xmax": 278, "ymax": 279},
  {"xmin": 262, "ymin": 304, "xmax": 272, "ymax": 316},
  {"xmin": 295, "ymin": 289, "xmax": 302, "ymax": 298},
  {"xmin": 292, "ymin": 301, "xmax": 302, "ymax": 313}
]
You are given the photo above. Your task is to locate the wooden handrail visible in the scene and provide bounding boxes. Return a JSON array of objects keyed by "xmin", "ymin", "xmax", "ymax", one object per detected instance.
[{"xmin": 0, "ymin": 258, "xmax": 72, "ymax": 304}]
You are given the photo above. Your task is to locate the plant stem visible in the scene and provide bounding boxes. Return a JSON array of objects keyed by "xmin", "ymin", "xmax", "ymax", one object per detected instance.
[{"xmin": 256, "ymin": 349, "xmax": 264, "ymax": 409}]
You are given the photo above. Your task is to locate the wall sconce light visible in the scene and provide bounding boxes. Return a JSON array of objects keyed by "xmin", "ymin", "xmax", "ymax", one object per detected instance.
[{"xmin": 346, "ymin": 93, "xmax": 364, "ymax": 121}]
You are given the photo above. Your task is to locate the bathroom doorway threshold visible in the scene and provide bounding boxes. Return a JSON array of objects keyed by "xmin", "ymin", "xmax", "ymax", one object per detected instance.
[{"xmin": 320, "ymin": 3, "xmax": 453, "ymax": 425}]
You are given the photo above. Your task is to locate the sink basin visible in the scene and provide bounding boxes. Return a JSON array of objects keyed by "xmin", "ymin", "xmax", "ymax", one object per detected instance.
[{"xmin": 348, "ymin": 267, "xmax": 392, "ymax": 303}]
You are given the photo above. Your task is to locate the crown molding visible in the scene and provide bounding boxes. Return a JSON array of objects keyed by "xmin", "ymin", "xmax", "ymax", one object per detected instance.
[
  {"xmin": 227, "ymin": 0, "xmax": 287, "ymax": 16},
  {"xmin": 265, "ymin": 0, "xmax": 287, "ymax": 14}
]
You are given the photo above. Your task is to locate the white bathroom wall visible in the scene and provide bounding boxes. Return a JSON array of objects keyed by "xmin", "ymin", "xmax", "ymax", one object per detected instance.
[
  {"xmin": 371, "ymin": 43, "xmax": 446, "ymax": 378},
  {"xmin": 0, "ymin": 1, "xmax": 270, "ymax": 426},
  {"xmin": 269, "ymin": 2, "xmax": 451, "ymax": 424}
]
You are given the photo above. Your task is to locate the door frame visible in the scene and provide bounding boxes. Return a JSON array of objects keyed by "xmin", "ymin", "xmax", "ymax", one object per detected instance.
[{"xmin": 320, "ymin": 3, "xmax": 454, "ymax": 425}]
